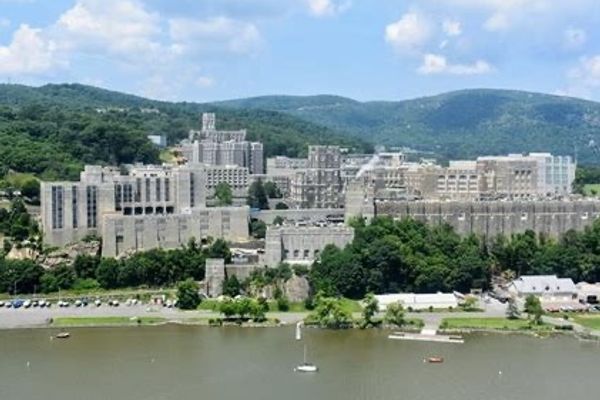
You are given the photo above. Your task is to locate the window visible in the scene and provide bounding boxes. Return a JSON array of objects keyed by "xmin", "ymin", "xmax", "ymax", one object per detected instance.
[
  {"xmin": 155, "ymin": 178, "xmax": 161, "ymax": 201},
  {"xmin": 86, "ymin": 186, "xmax": 98, "ymax": 228},
  {"xmin": 164, "ymin": 178, "xmax": 170, "ymax": 202},
  {"xmin": 135, "ymin": 178, "xmax": 142, "ymax": 202},
  {"xmin": 145, "ymin": 178, "xmax": 151, "ymax": 202},
  {"xmin": 51, "ymin": 186, "xmax": 64, "ymax": 230},
  {"xmin": 114, "ymin": 184, "xmax": 122, "ymax": 210},
  {"xmin": 190, "ymin": 173, "xmax": 195, "ymax": 207},
  {"xmin": 72, "ymin": 186, "xmax": 78, "ymax": 228}
]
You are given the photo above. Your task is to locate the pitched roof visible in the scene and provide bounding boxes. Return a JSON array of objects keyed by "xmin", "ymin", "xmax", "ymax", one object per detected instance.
[{"xmin": 511, "ymin": 275, "xmax": 576, "ymax": 295}]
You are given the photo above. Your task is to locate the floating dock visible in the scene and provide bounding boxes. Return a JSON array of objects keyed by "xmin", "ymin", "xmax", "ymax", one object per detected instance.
[{"xmin": 388, "ymin": 330, "xmax": 464, "ymax": 344}]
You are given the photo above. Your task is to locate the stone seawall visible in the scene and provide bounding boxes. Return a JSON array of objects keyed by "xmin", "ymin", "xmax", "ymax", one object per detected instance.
[{"xmin": 375, "ymin": 200, "xmax": 600, "ymax": 237}]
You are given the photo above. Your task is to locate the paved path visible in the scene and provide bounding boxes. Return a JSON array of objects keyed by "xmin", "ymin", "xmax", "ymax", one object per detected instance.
[
  {"xmin": 0, "ymin": 298, "xmax": 508, "ymax": 330},
  {"xmin": 0, "ymin": 305, "xmax": 311, "ymax": 330},
  {"xmin": 542, "ymin": 315, "xmax": 600, "ymax": 339}
]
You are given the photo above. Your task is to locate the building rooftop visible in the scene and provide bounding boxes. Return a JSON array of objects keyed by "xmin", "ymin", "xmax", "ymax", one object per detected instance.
[{"xmin": 511, "ymin": 275, "xmax": 576, "ymax": 294}]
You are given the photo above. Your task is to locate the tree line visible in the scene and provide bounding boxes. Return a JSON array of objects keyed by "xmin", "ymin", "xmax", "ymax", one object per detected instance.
[
  {"xmin": 0, "ymin": 238, "xmax": 230, "ymax": 295},
  {"xmin": 310, "ymin": 216, "xmax": 600, "ymax": 299}
]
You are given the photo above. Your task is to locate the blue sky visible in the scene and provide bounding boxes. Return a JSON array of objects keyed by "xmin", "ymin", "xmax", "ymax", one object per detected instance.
[{"xmin": 0, "ymin": 0, "xmax": 599, "ymax": 102}]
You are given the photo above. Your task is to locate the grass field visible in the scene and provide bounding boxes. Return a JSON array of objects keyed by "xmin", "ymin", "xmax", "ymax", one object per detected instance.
[
  {"xmin": 583, "ymin": 184, "xmax": 600, "ymax": 196},
  {"xmin": 572, "ymin": 315, "xmax": 600, "ymax": 330},
  {"xmin": 52, "ymin": 316, "xmax": 166, "ymax": 327},
  {"xmin": 198, "ymin": 298, "xmax": 362, "ymax": 314},
  {"xmin": 440, "ymin": 317, "xmax": 551, "ymax": 331}
]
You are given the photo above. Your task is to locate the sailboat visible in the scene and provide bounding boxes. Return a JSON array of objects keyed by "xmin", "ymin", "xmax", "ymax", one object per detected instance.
[{"xmin": 294, "ymin": 344, "xmax": 318, "ymax": 373}]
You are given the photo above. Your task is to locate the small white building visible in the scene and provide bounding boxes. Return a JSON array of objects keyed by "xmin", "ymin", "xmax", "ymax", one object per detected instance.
[
  {"xmin": 374, "ymin": 293, "xmax": 458, "ymax": 311},
  {"xmin": 507, "ymin": 275, "xmax": 577, "ymax": 302},
  {"xmin": 577, "ymin": 282, "xmax": 600, "ymax": 304}
]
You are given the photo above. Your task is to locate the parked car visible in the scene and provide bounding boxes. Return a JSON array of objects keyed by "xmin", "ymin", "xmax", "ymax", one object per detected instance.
[{"xmin": 11, "ymin": 299, "xmax": 24, "ymax": 309}]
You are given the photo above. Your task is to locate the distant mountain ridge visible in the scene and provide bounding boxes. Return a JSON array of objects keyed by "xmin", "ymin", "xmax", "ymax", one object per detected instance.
[
  {"xmin": 215, "ymin": 89, "xmax": 600, "ymax": 164},
  {"xmin": 0, "ymin": 84, "xmax": 370, "ymax": 180}
]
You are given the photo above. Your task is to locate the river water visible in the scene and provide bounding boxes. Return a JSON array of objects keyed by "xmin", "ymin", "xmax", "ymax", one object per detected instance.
[{"xmin": 1, "ymin": 325, "xmax": 599, "ymax": 400}]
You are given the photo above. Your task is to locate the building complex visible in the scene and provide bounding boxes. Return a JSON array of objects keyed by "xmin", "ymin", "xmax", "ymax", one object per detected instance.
[{"xmin": 40, "ymin": 113, "xmax": 582, "ymax": 278}]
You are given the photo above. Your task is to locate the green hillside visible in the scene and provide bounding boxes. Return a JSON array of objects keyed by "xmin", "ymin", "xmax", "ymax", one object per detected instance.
[
  {"xmin": 216, "ymin": 89, "xmax": 600, "ymax": 164},
  {"xmin": 0, "ymin": 84, "xmax": 371, "ymax": 180}
]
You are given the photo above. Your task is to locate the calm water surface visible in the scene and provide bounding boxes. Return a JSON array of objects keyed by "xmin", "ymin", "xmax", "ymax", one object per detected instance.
[{"xmin": 1, "ymin": 326, "xmax": 599, "ymax": 400}]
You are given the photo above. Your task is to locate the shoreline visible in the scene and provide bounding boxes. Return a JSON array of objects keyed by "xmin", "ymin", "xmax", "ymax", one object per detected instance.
[{"xmin": 2, "ymin": 315, "xmax": 594, "ymax": 342}]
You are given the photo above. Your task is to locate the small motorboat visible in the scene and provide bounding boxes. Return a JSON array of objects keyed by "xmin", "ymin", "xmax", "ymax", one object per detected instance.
[
  {"xmin": 55, "ymin": 332, "xmax": 70, "ymax": 339},
  {"xmin": 426, "ymin": 357, "xmax": 444, "ymax": 363}
]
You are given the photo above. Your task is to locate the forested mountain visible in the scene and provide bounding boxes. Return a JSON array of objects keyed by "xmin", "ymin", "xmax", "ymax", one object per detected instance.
[
  {"xmin": 0, "ymin": 84, "xmax": 371, "ymax": 180},
  {"xmin": 216, "ymin": 89, "xmax": 600, "ymax": 164}
]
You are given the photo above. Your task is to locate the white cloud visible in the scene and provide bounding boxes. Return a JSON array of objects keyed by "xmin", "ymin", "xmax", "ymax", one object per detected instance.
[
  {"xmin": 169, "ymin": 16, "xmax": 261, "ymax": 55},
  {"xmin": 563, "ymin": 28, "xmax": 586, "ymax": 50},
  {"xmin": 569, "ymin": 55, "xmax": 600, "ymax": 87},
  {"xmin": 0, "ymin": 24, "xmax": 61, "ymax": 75},
  {"xmin": 418, "ymin": 53, "xmax": 492, "ymax": 75},
  {"xmin": 306, "ymin": 0, "xmax": 351, "ymax": 17},
  {"xmin": 442, "ymin": 19, "xmax": 462, "ymax": 36},
  {"xmin": 0, "ymin": 17, "xmax": 10, "ymax": 29},
  {"xmin": 56, "ymin": 0, "xmax": 162, "ymax": 58},
  {"xmin": 385, "ymin": 13, "xmax": 432, "ymax": 53}
]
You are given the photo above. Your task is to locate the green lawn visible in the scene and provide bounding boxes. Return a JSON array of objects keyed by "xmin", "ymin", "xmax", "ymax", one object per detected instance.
[
  {"xmin": 572, "ymin": 315, "xmax": 600, "ymax": 330},
  {"xmin": 441, "ymin": 317, "xmax": 550, "ymax": 331},
  {"xmin": 52, "ymin": 316, "xmax": 166, "ymax": 327},
  {"xmin": 583, "ymin": 184, "xmax": 600, "ymax": 196}
]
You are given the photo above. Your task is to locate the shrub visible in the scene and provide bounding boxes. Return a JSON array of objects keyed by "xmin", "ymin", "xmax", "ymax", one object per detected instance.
[{"xmin": 277, "ymin": 296, "xmax": 290, "ymax": 311}]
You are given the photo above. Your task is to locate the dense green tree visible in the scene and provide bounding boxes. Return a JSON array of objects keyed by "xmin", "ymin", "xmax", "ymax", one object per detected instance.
[
  {"xmin": 73, "ymin": 255, "xmax": 100, "ymax": 280},
  {"xmin": 524, "ymin": 295, "xmax": 543, "ymax": 324},
  {"xmin": 51, "ymin": 264, "xmax": 76, "ymax": 290},
  {"xmin": 208, "ymin": 238, "xmax": 232, "ymax": 263},
  {"xmin": 361, "ymin": 293, "xmax": 379, "ymax": 327},
  {"xmin": 263, "ymin": 181, "xmax": 282, "ymax": 198},
  {"xmin": 177, "ymin": 279, "xmax": 201, "ymax": 310},
  {"xmin": 384, "ymin": 302, "xmax": 406, "ymax": 328},
  {"xmin": 247, "ymin": 179, "xmax": 269, "ymax": 210},
  {"xmin": 308, "ymin": 294, "xmax": 353, "ymax": 329},
  {"xmin": 20, "ymin": 179, "xmax": 40, "ymax": 201},
  {"xmin": 214, "ymin": 182, "xmax": 233, "ymax": 206},
  {"xmin": 0, "ymin": 198, "xmax": 38, "ymax": 242},
  {"xmin": 0, "ymin": 258, "xmax": 44, "ymax": 294},
  {"xmin": 275, "ymin": 202, "xmax": 289, "ymax": 210},
  {"xmin": 249, "ymin": 219, "xmax": 267, "ymax": 239},
  {"xmin": 222, "ymin": 275, "xmax": 241, "ymax": 297},
  {"xmin": 250, "ymin": 298, "xmax": 267, "ymax": 322},
  {"xmin": 95, "ymin": 258, "xmax": 120, "ymax": 289}
]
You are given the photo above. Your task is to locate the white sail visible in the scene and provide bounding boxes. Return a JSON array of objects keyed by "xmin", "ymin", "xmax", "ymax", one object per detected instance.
[{"xmin": 295, "ymin": 321, "xmax": 302, "ymax": 340}]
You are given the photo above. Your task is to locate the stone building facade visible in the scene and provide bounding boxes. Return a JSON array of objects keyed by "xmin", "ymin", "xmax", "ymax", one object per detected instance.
[
  {"xmin": 290, "ymin": 146, "xmax": 344, "ymax": 209},
  {"xmin": 264, "ymin": 224, "xmax": 354, "ymax": 267},
  {"xmin": 372, "ymin": 200, "xmax": 600, "ymax": 238},
  {"xmin": 41, "ymin": 164, "xmax": 250, "ymax": 257},
  {"xmin": 183, "ymin": 113, "xmax": 264, "ymax": 174}
]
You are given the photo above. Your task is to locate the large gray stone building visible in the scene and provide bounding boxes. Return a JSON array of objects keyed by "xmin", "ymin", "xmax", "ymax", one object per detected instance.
[
  {"xmin": 41, "ymin": 164, "xmax": 250, "ymax": 257},
  {"xmin": 182, "ymin": 113, "xmax": 264, "ymax": 175},
  {"xmin": 264, "ymin": 223, "xmax": 355, "ymax": 267},
  {"xmin": 290, "ymin": 146, "xmax": 344, "ymax": 209}
]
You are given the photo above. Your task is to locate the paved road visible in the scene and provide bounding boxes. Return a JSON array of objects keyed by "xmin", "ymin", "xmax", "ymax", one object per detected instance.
[
  {"xmin": 0, "ymin": 305, "xmax": 311, "ymax": 329},
  {"xmin": 0, "ymin": 298, "xmax": 508, "ymax": 330}
]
